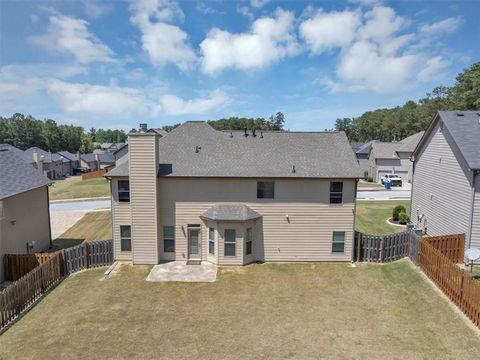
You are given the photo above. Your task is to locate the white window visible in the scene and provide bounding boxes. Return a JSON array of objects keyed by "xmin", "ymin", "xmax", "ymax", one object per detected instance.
[
  {"xmin": 209, "ymin": 227, "xmax": 215, "ymax": 255},
  {"xmin": 118, "ymin": 180, "xmax": 130, "ymax": 202},
  {"xmin": 163, "ymin": 226, "xmax": 175, "ymax": 253},
  {"xmin": 246, "ymin": 228, "xmax": 253, "ymax": 255},
  {"xmin": 332, "ymin": 232, "xmax": 345, "ymax": 253},
  {"xmin": 224, "ymin": 229, "xmax": 236, "ymax": 257},
  {"xmin": 120, "ymin": 225, "xmax": 131, "ymax": 252}
]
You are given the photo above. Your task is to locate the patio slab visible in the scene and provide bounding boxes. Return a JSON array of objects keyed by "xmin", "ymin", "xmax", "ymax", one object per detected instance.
[{"xmin": 146, "ymin": 261, "xmax": 217, "ymax": 282}]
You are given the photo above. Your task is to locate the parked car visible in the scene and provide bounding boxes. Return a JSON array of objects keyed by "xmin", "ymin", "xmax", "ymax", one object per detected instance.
[{"xmin": 381, "ymin": 174, "xmax": 403, "ymax": 187}]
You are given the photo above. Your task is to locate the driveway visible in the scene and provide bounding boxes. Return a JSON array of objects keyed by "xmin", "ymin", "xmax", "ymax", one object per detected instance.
[{"xmin": 50, "ymin": 199, "xmax": 111, "ymax": 239}]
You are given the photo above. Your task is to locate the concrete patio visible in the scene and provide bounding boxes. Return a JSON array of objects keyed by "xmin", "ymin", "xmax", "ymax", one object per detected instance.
[{"xmin": 146, "ymin": 261, "xmax": 217, "ymax": 282}]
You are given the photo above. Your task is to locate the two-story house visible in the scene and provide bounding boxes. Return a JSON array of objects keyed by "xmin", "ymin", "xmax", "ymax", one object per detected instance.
[{"xmin": 106, "ymin": 122, "xmax": 361, "ymax": 266}]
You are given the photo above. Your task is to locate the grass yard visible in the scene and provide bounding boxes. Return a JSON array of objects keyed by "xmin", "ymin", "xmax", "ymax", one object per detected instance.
[
  {"xmin": 49, "ymin": 175, "xmax": 110, "ymax": 201},
  {"xmin": 53, "ymin": 211, "xmax": 112, "ymax": 249},
  {"xmin": 356, "ymin": 200, "xmax": 410, "ymax": 235},
  {"xmin": 2, "ymin": 261, "xmax": 480, "ymax": 359}
]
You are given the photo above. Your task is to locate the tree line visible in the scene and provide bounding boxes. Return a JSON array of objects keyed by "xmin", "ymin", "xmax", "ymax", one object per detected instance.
[{"xmin": 334, "ymin": 62, "xmax": 480, "ymax": 142}]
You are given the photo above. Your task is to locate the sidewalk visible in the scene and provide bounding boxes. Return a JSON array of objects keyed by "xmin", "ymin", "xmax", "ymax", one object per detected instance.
[{"xmin": 50, "ymin": 196, "xmax": 110, "ymax": 204}]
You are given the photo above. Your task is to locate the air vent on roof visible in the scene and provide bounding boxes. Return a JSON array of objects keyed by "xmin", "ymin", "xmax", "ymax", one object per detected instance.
[
  {"xmin": 456, "ymin": 112, "xmax": 464, "ymax": 116},
  {"xmin": 244, "ymin": 128, "xmax": 249, "ymax": 137},
  {"xmin": 292, "ymin": 165, "xmax": 296, "ymax": 174},
  {"xmin": 252, "ymin": 129, "xmax": 257, "ymax": 137},
  {"xmin": 260, "ymin": 131, "xmax": 263, "ymax": 138},
  {"xmin": 229, "ymin": 132, "xmax": 233, "ymax": 138},
  {"xmin": 195, "ymin": 146, "xmax": 201, "ymax": 153}
]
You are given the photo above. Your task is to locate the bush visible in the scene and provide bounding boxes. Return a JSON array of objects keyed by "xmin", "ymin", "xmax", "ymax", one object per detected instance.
[
  {"xmin": 367, "ymin": 177, "xmax": 373, "ymax": 182},
  {"xmin": 392, "ymin": 205, "xmax": 407, "ymax": 221},
  {"xmin": 398, "ymin": 211, "xmax": 409, "ymax": 224},
  {"xmin": 363, "ymin": 171, "xmax": 369, "ymax": 180}
]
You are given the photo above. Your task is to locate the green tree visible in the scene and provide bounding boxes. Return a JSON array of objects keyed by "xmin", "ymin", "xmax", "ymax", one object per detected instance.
[{"xmin": 80, "ymin": 133, "xmax": 95, "ymax": 153}]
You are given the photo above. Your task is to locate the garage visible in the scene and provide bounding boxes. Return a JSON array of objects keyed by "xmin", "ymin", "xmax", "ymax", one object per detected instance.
[{"xmin": 393, "ymin": 171, "xmax": 408, "ymax": 182}]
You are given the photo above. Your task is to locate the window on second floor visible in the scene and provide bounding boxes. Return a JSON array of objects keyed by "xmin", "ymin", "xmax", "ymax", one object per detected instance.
[
  {"xmin": 257, "ymin": 181, "xmax": 275, "ymax": 199},
  {"xmin": 329, "ymin": 182, "xmax": 343, "ymax": 204},
  {"xmin": 118, "ymin": 180, "xmax": 130, "ymax": 202}
]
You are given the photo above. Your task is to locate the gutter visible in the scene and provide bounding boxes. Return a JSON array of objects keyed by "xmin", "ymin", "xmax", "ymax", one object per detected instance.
[{"xmin": 469, "ymin": 170, "xmax": 479, "ymax": 249}]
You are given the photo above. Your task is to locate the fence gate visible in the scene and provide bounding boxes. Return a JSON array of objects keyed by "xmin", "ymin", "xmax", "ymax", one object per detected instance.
[{"xmin": 354, "ymin": 229, "xmax": 421, "ymax": 264}]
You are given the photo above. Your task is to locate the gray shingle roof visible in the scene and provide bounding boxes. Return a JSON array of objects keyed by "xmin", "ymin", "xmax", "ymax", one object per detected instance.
[
  {"xmin": 0, "ymin": 144, "xmax": 31, "ymax": 162},
  {"xmin": 397, "ymin": 131, "xmax": 425, "ymax": 152},
  {"xmin": 200, "ymin": 203, "xmax": 261, "ymax": 221},
  {"xmin": 0, "ymin": 149, "xmax": 52, "ymax": 199},
  {"xmin": 81, "ymin": 153, "xmax": 97, "ymax": 162},
  {"xmin": 355, "ymin": 140, "xmax": 376, "ymax": 155},
  {"xmin": 57, "ymin": 151, "xmax": 79, "ymax": 162},
  {"xmin": 108, "ymin": 121, "xmax": 361, "ymax": 178},
  {"xmin": 370, "ymin": 142, "xmax": 401, "ymax": 159},
  {"xmin": 438, "ymin": 111, "xmax": 480, "ymax": 170},
  {"xmin": 98, "ymin": 152, "xmax": 115, "ymax": 163},
  {"xmin": 24, "ymin": 147, "xmax": 63, "ymax": 163}
]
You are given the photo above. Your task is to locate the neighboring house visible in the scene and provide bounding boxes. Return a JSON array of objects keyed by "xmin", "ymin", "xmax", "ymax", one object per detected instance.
[
  {"xmin": 0, "ymin": 149, "xmax": 52, "ymax": 281},
  {"xmin": 23, "ymin": 147, "xmax": 66, "ymax": 179},
  {"xmin": 57, "ymin": 151, "xmax": 80, "ymax": 175},
  {"xmin": 99, "ymin": 143, "xmax": 126, "ymax": 153},
  {"xmin": 106, "ymin": 121, "xmax": 361, "ymax": 266},
  {"xmin": 411, "ymin": 111, "xmax": 480, "ymax": 251},
  {"xmin": 113, "ymin": 143, "xmax": 128, "ymax": 161},
  {"xmin": 97, "ymin": 152, "xmax": 115, "ymax": 169},
  {"xmin": 352, "ymin": 141, "xmax": 375, "ymax": 176},
  {"xmin": 147, "ymin": 128, "xmax": 168, "ymax": 136},
  {"xmin": 80, "ymin": 153, "xmax": 99, "ymax": 172},
  {"xmin": 368, "ymin": 131, "xmax": 424, "ymax": 183}
]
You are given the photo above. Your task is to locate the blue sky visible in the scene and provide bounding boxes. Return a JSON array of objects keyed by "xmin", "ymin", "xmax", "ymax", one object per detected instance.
[{"xmin": 0, "ymin": 0, "xmax": 478, "ymax": 131}]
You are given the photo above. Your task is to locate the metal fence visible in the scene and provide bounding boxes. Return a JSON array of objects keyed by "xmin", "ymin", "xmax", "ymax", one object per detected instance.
[
  {"xmin": 1, "ymin": 240, "xmax": 113, "ymax": 333},
  {"xmin": 354, "ymin": 229, "xmax": 422, "ymax": 264}
]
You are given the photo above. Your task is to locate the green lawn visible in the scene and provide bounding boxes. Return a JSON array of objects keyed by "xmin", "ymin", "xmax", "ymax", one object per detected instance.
[
  {"xmin": 53, "ymin": 211, "xmax": 112, "ymax": 249},
  {"xmin": 356, "ymin": 200, "xmax": 410, "ymax": 235},
  {"xmin": 2, "ymin": 261, "xmax": 480, "ymax": 359},
  {"xmin": 49, "ymin": 175, "xmax": 110, "ymax": 201}
]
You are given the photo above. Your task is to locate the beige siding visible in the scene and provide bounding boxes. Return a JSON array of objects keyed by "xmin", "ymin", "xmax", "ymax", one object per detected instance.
[
  {"xmin": 129, "ymin": 134, "xmax": 159, "ymax": 264},
  {"xmin": 411, "ymin": 122, "xmax": 474, "ymax": 243},
  {"xmin": 0, "ymin": 187, "xmax": 51, "ymax": 281},
  {"xmin": 111, "ymin": 178, "xmax": 132, "ymax": 261},
  {"xmin": 159, "ymin": 178, "xmax": 356, "ymax": 264},
  {"xmin": 471, "ymin": 176, "xmax": 480, "ymax": 248}
]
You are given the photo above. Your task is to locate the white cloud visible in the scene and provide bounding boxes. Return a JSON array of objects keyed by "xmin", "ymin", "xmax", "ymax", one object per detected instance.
[
  {"xmin": 160, "ymin": 89, "xmax": 230, "ymax": 115},
  {"xmin": 200, "ymin": 9, "xmax": 299, "ymax": 74},
  {"xmin": 299, "ymin": 10, "xmax": 361, "ymax": 53},
  {"xmin": 250, "ymin": 0, "xmax": 270, "ymax": 8},
  {"xmin": 129, "ymin": 0, "xmax": 196, "ymax": 70},
  {"xmin": 83, "ymin": 0, "xmax": 113, "ymax": 19},
  {"xmin": 420, "ymin": 17, "xmax": 462, "ymax": 36},
  {"xmin": 29, "ymin": 14, "xmax": 115, "ymax": 63},
  {"xmin": 301, "ymin": 5, "xmax": 455, "ymax": 92}
]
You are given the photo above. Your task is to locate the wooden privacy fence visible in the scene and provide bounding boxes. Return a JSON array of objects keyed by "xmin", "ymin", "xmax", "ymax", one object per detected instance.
[
  {"xmin": 4, "ymin": 252, "xmax": 59, "ymax": 282},
  {"xmin": 63, "ymin": 240, "xmax": 113, "ymax": 275},
  {"xmin": 354, "ymin": 230, "xmax": 421, "ymax": 264},
  {"xmin": 424, "ymin": 233, "xmax": 465, "ymax": 263},
  {"xmin": 419, "ymin": 235, "xmax": 480, "ymax": 327},
  {"xmin": 1, "ymin": 240, "xmax": 113, "ymax": 333},
  {"xmin": 0, "ymin": 252, "xmax": 62, "ymax": 331},
  {"xmin": 81, "ymin": 168, "xmax": 106, "ymax": 180}
]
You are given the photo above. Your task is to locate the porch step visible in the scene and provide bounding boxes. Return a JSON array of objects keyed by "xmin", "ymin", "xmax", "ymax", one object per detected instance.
[{"xmin": 186, "ymin": 260, "xmax": 202, "ymax": 265}]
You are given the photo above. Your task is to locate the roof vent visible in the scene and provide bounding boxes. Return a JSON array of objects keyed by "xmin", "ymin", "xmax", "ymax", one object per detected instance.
[
  {"xmin": 456, "ymin": 112, "xmax": 464, "ymax": 116},
  {"xmin": 244, "ymin": 128, "xmax": 249, "ymax": 137},
  {"xmin": 195, "ymin": 146, "xmax": 201, "ymax": 153},
  {"xmin": 260, "ymin": 131, "xmax": 263, "ymax": 138},
  {"xmin": 292, "ymin": 165, "xmax": 296, "ymax": 174},
  {"xmin": 252, "ymin": 129, "xmax": 257, "ymax": 137},
  {"xmin": 229, "ymin": 131, "xmax": 233, "ymax": 138}
]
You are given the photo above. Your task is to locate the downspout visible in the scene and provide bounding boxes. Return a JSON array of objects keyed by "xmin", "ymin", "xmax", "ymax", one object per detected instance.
[
  {"xmin": 352, "ymin": 178, "xmax": 358, "ymax": 263},
  {"xmin": 409, "ymin": 154, "xmax": 416, "ymax": 227},
  {"xmin": 46, "ymin": 185, "xmax": 53, "ymax": 248},
  {"xmin": 468, "ymin": 170, "xmax": 479, "ymax": 249}
]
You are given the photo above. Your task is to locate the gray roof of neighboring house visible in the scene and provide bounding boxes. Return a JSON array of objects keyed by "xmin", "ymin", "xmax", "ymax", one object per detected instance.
[
  {"xmin": 0, "ymin": 149, "xmax": 52, "ymax": 200},
  {"xmin": 437, "ymin": 111, "xmax": 480, "ymax": 170},
  {"xmin": 98, "ymin": 152, "xmax": 115, "ymax": 164},
  {"xmin": 397, "ymin": 131, "xmax": 425, "ymax": 152},
  {"xmin": 24, "ymin": 147, "xmax": 63, "ymax": 163},
  {"xmin": 108, "ymin": 121, "xmax": 361, "ymax": 178},
  {"xmin": 355, "ymin": 140, "xmax": 376, "ymax": 155},
  {"xmin": 81, "ymin": 153, "xmax": 97, "ymax": 162},
  {"xmin": 370, "ymin": 142, "xmax": 401, "ymax": 160},
  {"xmin": 200, "ymin": 203, "xmax": 261, "ymax": 221},
  {"xmin": 351, "ymin": 143, "xmax": 364, "ymax": 153},
  {"xmin": 147, "ymin": 128, "xmax": 169, "ymax": 136},
  {"xmin": 57, "ymin": 151, "xmax": 79, "ymax": 162},
  {"xmin": 0, "ymin": 144, "xmax": 31, "ymax": 162}
]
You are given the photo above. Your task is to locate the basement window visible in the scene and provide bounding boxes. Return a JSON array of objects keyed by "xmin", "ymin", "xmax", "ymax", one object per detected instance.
[{"xmin": 118, "ymin": 180, "xmax": 130, "ymax": 202}]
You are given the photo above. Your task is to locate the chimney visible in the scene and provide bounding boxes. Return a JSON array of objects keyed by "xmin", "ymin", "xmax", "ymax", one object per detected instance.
[
  {"xmin": 95, "ymin": 153, "xmax": 100, "ymax": 171},
  {"xmin": 33, "ymin": 152, "xmax": 44, "ymax": 175},
  {"xmin": 48, "ymin": 152, "xmax": 53, "ymax": 162},
  {"xmin": 128, "ymin": 131, "xmax": 160, "ymax": 264}
]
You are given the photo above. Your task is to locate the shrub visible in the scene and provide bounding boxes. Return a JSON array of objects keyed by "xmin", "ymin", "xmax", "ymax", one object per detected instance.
[
  {"xmin": 363, "ymin": 171, "xmax": 369, "ymax": 180},
  {"xmin": 392, "ymin": 205, "xmax": 407, "ymax": 221},
  {"xmin": 398, "ymin": 211, "xmax": 409, "ymax": 225},
  {"xmin": 367, "ymin": 177, "xmax": 373, "ymax": 182}
]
